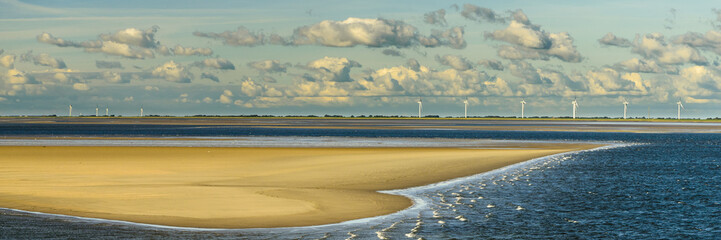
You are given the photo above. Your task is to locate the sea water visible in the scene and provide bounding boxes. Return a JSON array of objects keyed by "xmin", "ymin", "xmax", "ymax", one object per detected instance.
[{"xmin": 1, "ymin": 124, "xmax": 720, "ymax": 239}]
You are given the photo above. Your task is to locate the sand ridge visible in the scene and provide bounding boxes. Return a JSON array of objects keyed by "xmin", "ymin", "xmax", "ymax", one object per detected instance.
[{"xmin": 0, "ymin": 144, "xmax": 599, "ymax": 228}]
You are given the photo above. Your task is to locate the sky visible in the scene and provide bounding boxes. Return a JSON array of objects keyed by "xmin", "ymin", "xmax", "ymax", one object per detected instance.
[{"xmin": 1, "ymin": 0, "xmax": 721, "ymax": 118}]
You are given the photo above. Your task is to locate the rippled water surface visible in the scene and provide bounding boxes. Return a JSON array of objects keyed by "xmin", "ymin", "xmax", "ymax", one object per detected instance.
[{"xmin": 1, "ymin": 124, "xmax": 721, "ymax": 239}]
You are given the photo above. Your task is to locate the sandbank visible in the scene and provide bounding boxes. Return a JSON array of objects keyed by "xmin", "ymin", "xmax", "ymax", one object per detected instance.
[{"xmin": 0, "ymin": 144, "xmax": 597, "ymax": 228}]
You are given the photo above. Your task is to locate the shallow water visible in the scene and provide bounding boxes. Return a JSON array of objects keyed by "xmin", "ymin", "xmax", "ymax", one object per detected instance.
[{"xmin": 1, "ymin": 124, "xmax": 721, "ymax": 239}]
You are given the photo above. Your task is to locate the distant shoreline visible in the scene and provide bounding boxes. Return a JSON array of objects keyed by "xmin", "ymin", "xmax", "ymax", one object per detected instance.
[
  {"xmin": 2, "ymin": 115, "xmax": 721, "ymax": 123},
  {"xmin": 2, "ymin": 117, "xmax": 721, "ymax": 133}
]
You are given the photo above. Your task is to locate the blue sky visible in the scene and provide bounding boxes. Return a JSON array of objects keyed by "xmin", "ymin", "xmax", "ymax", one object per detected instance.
[{"xmin": 1, "ymin": 0, "xmax": 721, "ymax": 118}]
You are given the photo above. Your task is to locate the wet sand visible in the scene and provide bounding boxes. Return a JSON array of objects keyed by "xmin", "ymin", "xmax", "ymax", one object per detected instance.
[{"xmin": 0, "ymin": 144, "xmax": 596, "ymax": 228}]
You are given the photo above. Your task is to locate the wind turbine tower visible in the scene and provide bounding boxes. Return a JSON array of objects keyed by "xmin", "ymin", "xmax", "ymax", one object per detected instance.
[
  {"xmin": 520, "ymin": 99, "xmax": 526, "ymax": 119},
  {"xmin": 463, "ymin": 98, "xmax": 469, "ymax": 118},
  {"xmin": 95, "ymin": 105, "xmax": 99, "ymax": 117},
  {"xmin": 68, "ymin": 105, "xmax": 72, "ymax": 117},
  {"xmin": 572, "ymin": 98, "xmax": 579, "ymax": 119},
  {"xmin": 677, "ymin": 99, "xmax": 684, "ymax": 120},
  {"xmin": 622, "ymin": 98, "xmax": 629, "ymax": 119},
  {"xmin": 140, "ymin": 105, "xmax": 144, "ymax": 117},
  {"xmin": 105, "ymin": 106, "xmax": 109, "ymax": 117},
  {"xmin": 417, "ymin": 98, "xmax": 423, "ymax": 118}
]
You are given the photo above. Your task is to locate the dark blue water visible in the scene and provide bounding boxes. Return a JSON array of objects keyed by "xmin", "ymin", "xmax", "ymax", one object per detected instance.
[
  {"xmin": 0, "ymin": 122, "xmax": 676, "ymax": 141},
  {"xmin": 1, "ymin": 124, "xmax": 720, "ymax": 239}
]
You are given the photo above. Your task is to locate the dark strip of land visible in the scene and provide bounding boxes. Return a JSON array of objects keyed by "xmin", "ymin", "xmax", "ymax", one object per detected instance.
[{"xmin": 2, "ymin": 117, "xmax": 721, "ymax": 133}]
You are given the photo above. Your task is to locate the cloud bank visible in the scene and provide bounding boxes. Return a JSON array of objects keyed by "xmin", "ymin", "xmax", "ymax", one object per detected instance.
[
  {"xmin": 195, "ymin": 17, "xmax": 468, "ymax": 49},
  {"xmin": 485, "ymin": 10, "xmax": 582, "ymax": 62}
]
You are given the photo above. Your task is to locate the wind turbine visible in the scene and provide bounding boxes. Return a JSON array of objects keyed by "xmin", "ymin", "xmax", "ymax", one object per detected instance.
[
  {"xmin": 463, "ymin": 98, "xmax": 469, "ymax": 118},
  {"xmin": 95, "ymin": 105, "xmax": 99, "ymax": 117},
  {"xmin": 68, "ymin": 105, "xmax": 72, "ymax": 117},
  {"xmin": 677, "ymin": 99, "xmax": 684, "ymax": 120},
  {"xmin": 622, "ymin": 98, "xmax": 629, "ymax": 119},
  {"xmin": 520, "ymin": 98, "xmax": 526, "ymax": 119},
  {"xmin": 140, "ymin": 105, "xmax": 144, "ymax": 117},
  {"xmin": 417, "ymin": 98, "xmax": 423, "ymax": 118},
  {"xmin": 572, "ymin": 98, "xmax": 579, "ymax": 119},
  {"xmin": 105, "ymin": 105, "xmax": 109, "ymax": 117}
]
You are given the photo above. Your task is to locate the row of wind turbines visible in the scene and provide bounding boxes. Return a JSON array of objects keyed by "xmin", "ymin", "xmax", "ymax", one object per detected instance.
[
  {"xmin": 66, "ymin": 98, "xmax": 686, "ymax": 119},
  {"xmin": 416, "ymin": 97, "xmax": 687, "ymax": 120},
  {"xmin": 67, "ymin": 105, "xmax": 143, "ymax": 117}
]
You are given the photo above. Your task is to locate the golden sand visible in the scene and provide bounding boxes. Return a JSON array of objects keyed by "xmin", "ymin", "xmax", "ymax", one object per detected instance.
[{"xmin": 0, "ymin": 144, "xmax": 597, "ymax": 228}]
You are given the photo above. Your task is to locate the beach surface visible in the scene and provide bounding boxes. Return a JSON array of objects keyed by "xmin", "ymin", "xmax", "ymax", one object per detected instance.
[{"xmin": 0, "ymin": 143, "xmax": 597, "ymax": 228}]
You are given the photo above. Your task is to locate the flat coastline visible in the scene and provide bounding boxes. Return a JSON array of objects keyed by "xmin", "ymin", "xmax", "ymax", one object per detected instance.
[
  {"xmin": 0, "ymin": 143, "xmax": 597, "ymax": 228},
  {"xmin": 2, "ymin": 117, "xmax": 720, "ymax": 133}
]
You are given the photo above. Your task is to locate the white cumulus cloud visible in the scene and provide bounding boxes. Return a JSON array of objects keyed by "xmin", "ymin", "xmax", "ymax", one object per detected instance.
[
  {"xmin": 73, "ymin": 83, "xmax": 90, "ymax": 91},
  {"xmin": 485, "ymin": 10, "xmax": 582, "ymax": 62},
  {"xmin": 193, "ymin": 26, "xmax": 265, "ymax": 46},
  {"xmin": 0, "ymin": 55, "xmax": 15, "ymax": 68},
  {"xmin": 151, "ymin": 61, "xmax": 191, "ymax": 83},
  {"xmin": 306, "ymin": 56, "xmax": 361, "ymax": 82},
  {"xmin": 632, "ymin": 33, "xmax": 706, "ymax": 65},
  {"xmin": 196, "ymin": 58, "xmax": 235, "ymax": 70},
  {"xmin": 436, "ymin": 55, "xmax": 473, "ymax": 71},
  {"xmin": 247, "ymin": 60, "xmax": 289, "ymax": 73}
]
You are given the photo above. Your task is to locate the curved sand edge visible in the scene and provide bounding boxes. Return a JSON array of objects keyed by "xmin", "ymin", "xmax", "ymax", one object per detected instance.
[{"xmin": 0, "ymin": 144, "xmax": 600, "ymax": 228}]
